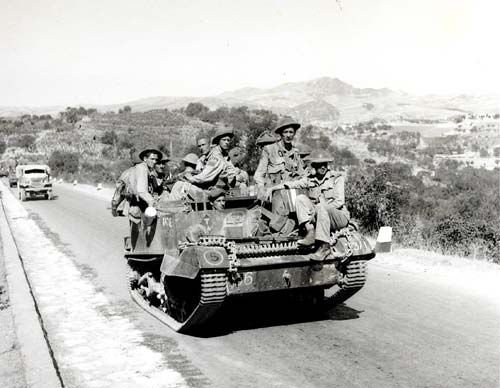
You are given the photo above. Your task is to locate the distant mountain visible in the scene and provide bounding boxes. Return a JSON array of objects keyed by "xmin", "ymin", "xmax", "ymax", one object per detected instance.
[
  {"xmin": 1, "ymin": 77, "xmax": 499, "ymax": 125},
  {"xmin": 285, "ymin": 100, "xmax": 340, "ymax": 126}
]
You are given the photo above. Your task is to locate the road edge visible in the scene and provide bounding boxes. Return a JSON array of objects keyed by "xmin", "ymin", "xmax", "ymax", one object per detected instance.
[{"xmin": 0, "ymin": 185, "xmax": 63, "ymax": 388}]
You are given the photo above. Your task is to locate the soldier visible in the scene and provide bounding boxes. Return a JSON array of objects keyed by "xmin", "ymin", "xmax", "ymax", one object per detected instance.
[
  {"xmin": 254, "ymin": 118, "xmax": 304, "ymax": 193},
  {"xmin": 168, "ymin": 153, "xmax": 204, "ymax": 201},
  {"xmin": 111, "ymin": 163, "xmax": 135, "ymax": 217},
  {"xmin": 151, "ymin": 156, "xmax": 170, "ymax": 195},
  {"xmin": 184, "ymin": 129, "xmax": 238, "ymax": 190},
  {"xmin": 229, "ymin": 146, "xmax": 249, "ymax": 193},
  {"xmin": 255, "ymin": 131, "xmax": 278, "ymax": 148},
  {"xmin": 196, "ymin": 137, "xmax": 211, "ymax": 171},
  {"xmin": 296, "ymin": 143, "xmax": 312, "ymax": 161},
  {"xmin": 181, "ymin": 153, "xmax": 200, "ymax": 175},
  {"xmin": 208, "ymin": 187, "xmax": 226, "ymax": 210},
  {"xmin": 296, "ymin": 143, "xmax": 313, "ymax": 173},
  {"xmin": 127, "ymin": 148, "xmax": 163, "ymax": 224},
  {"xmin": 265, "ymin": 151, "xmax": 349, "ymax": 261}
]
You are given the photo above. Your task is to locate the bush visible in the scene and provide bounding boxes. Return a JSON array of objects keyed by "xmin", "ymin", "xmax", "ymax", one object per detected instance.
[
  {"xmin": 101, "ymin": 130, "xmax": 118, "ymax": 145},
  {"xmin": 13, "ymin": 134, "xmax": 36, "ymax": 149},
  {"xmin": 346, "ymin": 162, "xmax": 499, "ymax": 262},
  {"xmin": 48, "ymin": 150, "xmax": 79, "ymax": 175}
]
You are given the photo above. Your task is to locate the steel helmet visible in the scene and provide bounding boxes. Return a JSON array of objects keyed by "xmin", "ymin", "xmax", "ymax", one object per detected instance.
[
  {"xmin": 211, "ymin": 129, "xmax": 234, "ymax": 145},
  {"xmin": 308, "ymin": 150, "xmax": 334, "ymax": 164},
  {"xmin": 256, "ymin": 131, "xmax": 279, "ymax": 146},
  {"xmin": 296, "ymin": 143, "xmax": 312, "ymax": 158},
  {"xmin": 274, "ymin": 117, "xmax": 300, "ymax": 135},
  {"xmin": 182, "ymin": 153, "xmax": 199, "ymax": 167},
  {"xmin": 138, "ymin": 148, "xmax": 163, "ymax": 161}
]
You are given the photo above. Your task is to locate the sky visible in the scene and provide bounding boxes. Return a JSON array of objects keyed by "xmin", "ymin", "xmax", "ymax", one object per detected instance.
[{"xmin": 1, "ymin": 0, "xmax": 499, "ymax": 106}]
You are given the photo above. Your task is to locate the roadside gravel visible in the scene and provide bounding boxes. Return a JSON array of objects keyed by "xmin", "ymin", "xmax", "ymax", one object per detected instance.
[{"xmin": 0, "ymin": 242, "xmax": 27, "ymax": 388}]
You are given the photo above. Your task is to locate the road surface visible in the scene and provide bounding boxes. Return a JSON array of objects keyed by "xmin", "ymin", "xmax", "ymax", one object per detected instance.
[{"xmin": 6, "ymin": 183, "xmax": 500, "ymax": 388}]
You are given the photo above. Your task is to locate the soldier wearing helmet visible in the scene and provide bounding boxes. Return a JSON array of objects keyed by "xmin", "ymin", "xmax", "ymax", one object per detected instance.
[
  {"xmin": 171, "ymin": 129, "xmax": 241, "ymax": 201},
  {"xmin": 255, "ymin": 131, "xmax": 279, "ymax": 148},
  {"xmin": 152, "ymin": 156, "xmax": 170, "ymax": 195},
  {"xmin": 169, "ymin": 152, "xmax": 206, "ymax": 201},
  {"xmin": 265, "ymin": 150, "xmax": 349, "ymax": 261},
  {"xmin": 229, "ymin": 146, "xmax": 249, "ymax": 191},
  {"xmin": 185, "ymin": 128, "xmax": 238, "ymax": 189},
  {"xmin": 254, "ymin": 118, "xmax": 304, "ymax": 192},
  {"xmin": 182, "ymin": 153, "xmax": 200, "ymax": 174}
]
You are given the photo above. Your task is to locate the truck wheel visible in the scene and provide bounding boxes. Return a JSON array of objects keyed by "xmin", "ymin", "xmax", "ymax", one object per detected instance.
[{"xmin": 20, "ymin": 190, "xmax": 26, "ymax": 202}]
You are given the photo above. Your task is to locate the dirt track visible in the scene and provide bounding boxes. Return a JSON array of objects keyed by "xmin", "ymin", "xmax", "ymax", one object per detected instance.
[{"xmin": 2, "ymin": 181, "xmax": 499, "ymax": 388}]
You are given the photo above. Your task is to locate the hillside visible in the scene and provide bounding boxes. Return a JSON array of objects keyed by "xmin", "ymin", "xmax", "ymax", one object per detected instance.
[{"xmin": 2, "ymin": 77, "xmax": 499, "ymax": 126}]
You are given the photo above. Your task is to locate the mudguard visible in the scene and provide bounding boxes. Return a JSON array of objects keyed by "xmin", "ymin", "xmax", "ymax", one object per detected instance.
[{"xmin": 160, "ymin": 246, "xmax": 229, "ymax": 279}]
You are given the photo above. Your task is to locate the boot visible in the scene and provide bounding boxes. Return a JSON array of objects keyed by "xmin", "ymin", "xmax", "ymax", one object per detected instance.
[
  {"xmin": 310, "ymin": 242, "xmax": 331, "ymax": 262},
  {"xmin": 297, "ymin": 225, "xmax": 315, "ymax": 246}
]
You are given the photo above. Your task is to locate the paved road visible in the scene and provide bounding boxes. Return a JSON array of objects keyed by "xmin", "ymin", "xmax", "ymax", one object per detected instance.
[{"xmin": 12, "ymin": 183, "xmax": 500, "ymax": 388}]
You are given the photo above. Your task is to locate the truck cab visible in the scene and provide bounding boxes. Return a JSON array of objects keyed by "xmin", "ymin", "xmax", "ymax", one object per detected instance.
[{"xmin": 16, "ymin": 164, "xmax": 53, "ymax": 201}]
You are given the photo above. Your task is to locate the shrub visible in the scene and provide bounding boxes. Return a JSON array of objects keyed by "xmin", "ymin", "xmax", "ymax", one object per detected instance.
[
  {"xmin": 101, "ymin": 130, "xmax": 118, "ymax": 145},
  {"xmin": 48, "ymin": 150, "xmax": 79, "ymax": 175}
]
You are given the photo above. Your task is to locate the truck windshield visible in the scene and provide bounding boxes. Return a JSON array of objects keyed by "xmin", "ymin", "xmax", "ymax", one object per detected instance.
[{"xmin": 24, "ymin": 169, "xmax": 47, "ymax": 174}]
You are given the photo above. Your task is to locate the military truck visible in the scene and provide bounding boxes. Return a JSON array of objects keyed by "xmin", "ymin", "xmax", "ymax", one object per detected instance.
[
  {"xmin": 16, "ymin": 164, "xmax": 53, "ymax": 201},
  {"xmin": 124, "ymin": 189, "xmax": 375, "ymax": 333}
]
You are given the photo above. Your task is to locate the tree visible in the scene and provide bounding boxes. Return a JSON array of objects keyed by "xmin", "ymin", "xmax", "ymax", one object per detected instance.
[
  {"xmin": 185, "ymin": 102, "xmax": 209, "ymax": 117},
  {"xmin": 17, "ymin": 135, "xmax": 36, "ymax": 150},
  {"xmin": 0, "ymin": 140, "xmax": 6, "ymax": 155}
]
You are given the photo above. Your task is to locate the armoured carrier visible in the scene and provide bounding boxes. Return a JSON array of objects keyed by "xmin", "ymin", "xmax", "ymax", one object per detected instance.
[{"xmin": 125, "ymin": 190, "xmax": 375, "ymax": 333}]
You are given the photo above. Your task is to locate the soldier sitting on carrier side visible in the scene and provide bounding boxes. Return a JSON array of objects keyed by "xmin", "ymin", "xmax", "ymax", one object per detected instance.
[
  {"xmin": 151, "ymin": 156, "xmax": 170, "ymax": 196},
  {"xmin": 168, "ymin": 153, "xmax": 203, "ymax": 201},
  {"xmin": 228, "ymin": 146, "xmax": 249, "ymax": 195},
  {"xmin": 111, "ymin": 163, "xmax": 136, "ymax": 217},
  {"xmin": 195, "ymin": 137, "xmax": 211, "ymax": 171},
  {"xmin": 170, "ymin": 130, "xmax": 247, "ymax": 202},
  {"xmin": 265, "ymin": 151, "xmax": 349, "ymax": 262}
]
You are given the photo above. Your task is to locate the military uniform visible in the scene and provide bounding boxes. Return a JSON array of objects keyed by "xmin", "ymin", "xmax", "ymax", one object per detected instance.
[
  {"xmin": 254, "ymin": 141, "xmax": 304, "ymax": 187},
  {"xmin": 170, "ymin": 145, "xmax": 238, "ymax": 201},
  {"xmin": 127, "ymin": 162, "xmax": 156, "ymax": 224},
  {"xmin": 189, "ymin": 145, "xmax": 238, "ymax": 189},
  {"xmin": 285, "ymin": 170, "xmax": 349, "ymax": 243},
  {"xmin": 196, "ymin": 154, "xmax": 208, "ymax": 172}
]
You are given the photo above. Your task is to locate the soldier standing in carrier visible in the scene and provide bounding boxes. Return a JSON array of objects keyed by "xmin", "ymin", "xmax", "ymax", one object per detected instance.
[
  {"xmin": 127, "ymin": 148, "xmax": 163, "ymax": 227},
  {"xmin": 265, "ymin": 151, "xmax": 349, "ymax": 261},
  {"xmin": 254, "ymin": 118, "xmax": 304, "ymax": 194}
]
